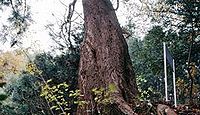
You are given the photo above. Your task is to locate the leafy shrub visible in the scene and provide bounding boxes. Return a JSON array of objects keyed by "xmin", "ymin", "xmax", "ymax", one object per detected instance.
[{"xmin": 0, "ymin": 73, "xmax": 51, "ymax": 115}]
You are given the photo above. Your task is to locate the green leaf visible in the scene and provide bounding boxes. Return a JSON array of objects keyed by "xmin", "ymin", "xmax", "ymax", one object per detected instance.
[
  {"xmin": 108, "ymin": 83, "xmax": 116, "ymax": 92},
  {"xmin": 50, "ymin": 105, "xmax": 58, "ymax": 110},
  {"xmin": 47, "ymin": 79, "xmax": 52, "ymax": 83}
]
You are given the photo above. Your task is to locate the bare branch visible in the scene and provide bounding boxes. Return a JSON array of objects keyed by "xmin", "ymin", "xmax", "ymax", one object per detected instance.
[
  {"xmin": 59, "ymin": 0, "xmax": 83, "ymax": 20},
  {"xmin": 114, "ymin": 0, "xmax": 119, "ymax": 11}
]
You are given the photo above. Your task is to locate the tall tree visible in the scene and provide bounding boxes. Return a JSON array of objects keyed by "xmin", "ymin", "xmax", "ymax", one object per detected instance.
[{"xmin": 77, "ymin": 0, "xmax": 138, "ymax": 114}]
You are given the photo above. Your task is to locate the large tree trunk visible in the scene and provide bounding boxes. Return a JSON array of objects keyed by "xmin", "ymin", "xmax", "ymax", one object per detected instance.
[{"xmin": 77, "ymin": 0, "xmax": 138, "ymax": 114}]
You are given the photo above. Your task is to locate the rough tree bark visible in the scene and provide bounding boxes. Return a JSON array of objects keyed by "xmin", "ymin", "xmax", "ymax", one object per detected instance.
[{"xmin": 77, "ymin": 0, "xmax": 138, "ymax": 114}]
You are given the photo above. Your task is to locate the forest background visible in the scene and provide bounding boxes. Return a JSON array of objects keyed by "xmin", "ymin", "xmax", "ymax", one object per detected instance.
[{"xmin": 0, "ymin": 0, "xmax": 199, "ymax": 114}]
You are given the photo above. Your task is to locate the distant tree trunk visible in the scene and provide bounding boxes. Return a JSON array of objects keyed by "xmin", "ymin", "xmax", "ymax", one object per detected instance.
[{"xmin": 77, "ymin": 0, "xmax": 138, "ymax": 114}]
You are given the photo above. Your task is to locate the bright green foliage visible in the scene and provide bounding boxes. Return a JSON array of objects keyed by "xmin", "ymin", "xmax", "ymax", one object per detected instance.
[
  {"xmin": 26, "ymin": 62, "xmax": 42, "ymax": 75},
  {"xmin": 69, "ymin": 90, "xmax": 86, "ymax": 106},
  {"xmin": 40, "ymin": 82, "xmax": 117, "ymax": 115},
  {"xmin": 0, "ymin": 50, "xmax": 80, "ymax": 115},
  {"xmin": 40, "ymin": 80, "xmax": 87, "ymax": 115},
  {"xmin": 32, "ymin": 52, "xmax": 79, "ymax": 114},
  {"xmin": 91, "ymin": 84, "xmax": 117, "ymax": 114},
  {"xmin": 40, "ymin": 81, "xmax": 70, "ymax": 114}
]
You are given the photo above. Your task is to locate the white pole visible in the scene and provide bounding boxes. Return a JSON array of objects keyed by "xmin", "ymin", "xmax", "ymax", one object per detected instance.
[
  {"xmin": 163, "ymin": 42, "xmax": 168, "ymax": 101},
  {"xmin": 173, "ymin": 59, "xmax": 177, "ymax": 107}
]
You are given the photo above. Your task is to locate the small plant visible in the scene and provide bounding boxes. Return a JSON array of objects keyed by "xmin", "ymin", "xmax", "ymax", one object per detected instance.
[
  {"xmin": 91, "ymin": 83, "xmax": 117, "ymax": 114},
  {"xmin": 69, "ymin": 89, "xmax": 87, "ymax": 107},
  {"xmin": 40, "ymin": 80, "xmax": 86, "ymax": 115},
  {"xmin": 26, "ymin": 62, "xmax": 42, "ymax": 75},
  {"xmin": 40, "ymin": 80, "xmax": 70, "ymax": 114}
]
